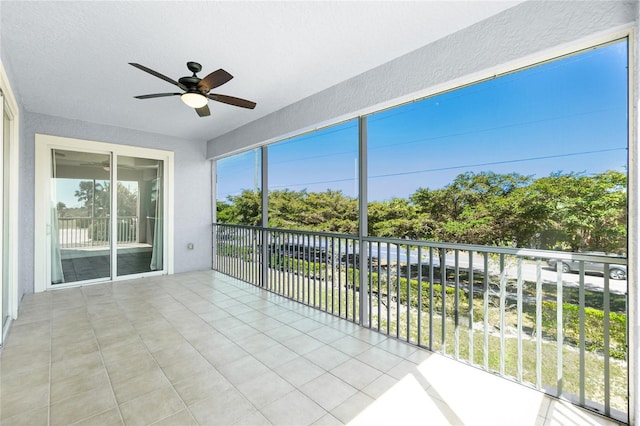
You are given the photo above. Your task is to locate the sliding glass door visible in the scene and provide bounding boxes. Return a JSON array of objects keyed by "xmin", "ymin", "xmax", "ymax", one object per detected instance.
[
  {"xmin": 50, "ymin": 149, "xmax": 166, "ymax": 285},
  {"xmin": 116, "ymin": 156, "xmax": 163, "ymax": 277}
]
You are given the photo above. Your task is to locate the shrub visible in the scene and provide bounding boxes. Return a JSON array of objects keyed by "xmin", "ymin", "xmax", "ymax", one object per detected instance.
[
  {"xmin": 268, "ymin": 254, "xmax": 327, "ymax": 278},
  {"xmin": 356, "ymin": 271, "xmax": 468, "ymax": 315},
  {"xmin": 219, "ymin": 242, "xmax": 254, "ymax": 261},
  {"xmin": 541, "ymin": 301, "xmax": 626, "ymax": 359}
]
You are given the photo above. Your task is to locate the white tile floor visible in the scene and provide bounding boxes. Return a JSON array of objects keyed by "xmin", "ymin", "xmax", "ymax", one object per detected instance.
[{"xmin": 0, "ymin": 271, "xmax": 624, "ymax": 425}]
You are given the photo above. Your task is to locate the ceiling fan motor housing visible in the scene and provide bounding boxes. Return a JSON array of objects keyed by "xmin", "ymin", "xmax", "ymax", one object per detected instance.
[
  {"xmin": 178, "ymin": 76, "xmax": 201, "ymax": 90},
  {"xmin": 180, "ymin": 62, "xmax": 204, "ymax": 90}
]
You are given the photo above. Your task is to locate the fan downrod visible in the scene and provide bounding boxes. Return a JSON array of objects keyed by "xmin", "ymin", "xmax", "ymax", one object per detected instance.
[{"xmin": 180, "ymin": 62, "xmax": 203, "ymax": 88}]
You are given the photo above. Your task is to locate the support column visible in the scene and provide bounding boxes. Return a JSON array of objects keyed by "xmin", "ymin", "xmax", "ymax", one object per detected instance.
[
  {"xmin": 629, "ymin": 23, "xmax": 639, "ymax": 426},
  {"xmin": 358, "ymin": 116, "xmax": 369, "ymax": 327},
  {"xmin": 261, "ymin": 146, "xmax": 269, "ymax": 288},
  {"xmin": 211, "ymin": 160, "xmax": 217, "ymax": 270}
]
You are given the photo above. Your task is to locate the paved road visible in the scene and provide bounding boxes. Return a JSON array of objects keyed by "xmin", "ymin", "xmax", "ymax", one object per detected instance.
[
  {"xmin": 518, "ymin": 261, "xmax": 627, "ymax": 295},
  {"xmin": 267, "ymin": 238, "xmax": 627, "ymax": 295},
  {"xmin": 368, "ymin": 245, "xmax": 627, "ymax": 295}
]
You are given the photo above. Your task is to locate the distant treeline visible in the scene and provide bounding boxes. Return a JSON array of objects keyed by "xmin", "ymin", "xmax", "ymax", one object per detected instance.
[{"xmin": 217, "ymin": 170, "xmax": 627, "ymax": 253}]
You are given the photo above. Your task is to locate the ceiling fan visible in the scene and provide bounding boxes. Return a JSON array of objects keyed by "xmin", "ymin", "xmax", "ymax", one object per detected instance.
[{"xmin": 130, "ymin": 61, "xmax": 256, "ymax": 117}]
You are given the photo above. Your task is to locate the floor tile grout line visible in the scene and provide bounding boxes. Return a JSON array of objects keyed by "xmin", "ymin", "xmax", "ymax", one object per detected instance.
[
  {"xmin": 56, "ymin": 281, "xmax": 185, "ymax": 425},
  {"xmin": 239, "ymin": 278, "xmax": 385, "ymax": 422},
  {"xmin": 213, "ymin": 277, "xmax": 336, "ymax": 424},
  {"xmin": 236, "ymin": 269, "xmax": 435, "ymax": 370},
  {"xmin": 208, "ymin": 272, "xmax": 458, "ymax": 423},
  {"xmin": 206, "ymin": 271, "xmax": 401, "ymax": 395},
  {"xmin": 115, "ymin": 282, "xmax": 199, "ymax": 425},
  {"xmin": 77, "ymin": 284, "xmax": 127, "ymax": 426},
  {"xmin": 165, "ymin": 273, "xmax": 355, "ymax": 424},
  {"xmin": 143, "ymin": 276, "xmax": 299, "ymax": 423},
  {"xmin": 222, "ymin": 272, "xmax": 472, "ymax": 417},
  {"xmin": 155, "ymin": 278, "xmax": 282, "ymax": 425},
  {"xmin": 9, "ymin": 273, "xmax": 421, "ymax": 424}
]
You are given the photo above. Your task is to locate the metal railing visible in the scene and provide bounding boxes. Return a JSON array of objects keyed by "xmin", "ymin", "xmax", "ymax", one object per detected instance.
[
  {"xmin": 212, "ymin": 223, "xmax": 628, "ymax": 422},
  {"xmin": 58, "ymin": 216, "xmax": 138, "ymax": 248}
]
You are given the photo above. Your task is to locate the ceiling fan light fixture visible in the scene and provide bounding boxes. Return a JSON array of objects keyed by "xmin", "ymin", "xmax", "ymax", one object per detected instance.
[{"xmin": 181, "ymin": 92, "xmax": 207, "ymax": 108}]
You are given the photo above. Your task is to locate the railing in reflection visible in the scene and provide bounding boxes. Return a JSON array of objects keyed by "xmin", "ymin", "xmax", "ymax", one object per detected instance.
[
  {"xmin": 58, "ymin": 216, "xmax": 138, "ymax": 248},
  {"xmin": 212, "ymin": 222, "xmax": 628, "ymax": 422}
]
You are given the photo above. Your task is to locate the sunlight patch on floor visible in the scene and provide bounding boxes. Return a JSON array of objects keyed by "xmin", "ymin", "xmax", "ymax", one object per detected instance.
[{"xmin": 349, "ymin": 373, "xmax": 451, "ymax": 425}]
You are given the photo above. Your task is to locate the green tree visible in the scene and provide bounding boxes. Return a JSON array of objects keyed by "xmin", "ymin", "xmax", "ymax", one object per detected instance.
[
  {"xmin": 216, "ymin": 200, "xmax": 235, "ymax": 223},
  {"xmin": 219, "ymin": 190, "xmax": 262, "ymax": 226},
  {"xmin": 268, "ymin": 189, "xmax": 306, "ymax": 228},
  {"xmin": 298, "ymin": 190, "xmax": 358, "ymax": 234},
  {"xmin": 74, "ymin": 180, "xmax": 138, "ymax": 218},
  {"xmin": 56, "ymin": 201, "xmax": 67, "ymax": 217},
  {"xmin": 75, "ymin": 180, "xmax": 109, "ymax": 217},
  {"xmin": 116, "ymin": 182, "xmax": 138, "ymax": 217},
  {"xmin": 368, "ymin": 198, "xmax": 429, "ymax": 239},
  {"xmin": 268, "ymin": 189, "xmax": 358, "ymax": 233},
  {"xmin": 217, "ymin": 170, "xmax": 627, "ymax": 254},
  {"xmin": 412, "ymin": 172, "xmax": 542, "ymax": 246},
  {"xmin": 531, "ymin": 170, "xmax": 626, "ymax": 253}
]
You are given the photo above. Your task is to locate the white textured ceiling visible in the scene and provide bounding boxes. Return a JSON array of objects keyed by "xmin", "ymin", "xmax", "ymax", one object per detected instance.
[{"xmin": 1, "ymin": 1, "xmax": 521, "ymax": 142}]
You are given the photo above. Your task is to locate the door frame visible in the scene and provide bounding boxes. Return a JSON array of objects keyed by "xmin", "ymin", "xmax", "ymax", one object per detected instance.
[
  {"xmin": 0, "ymin": 60, "xmax": 20, "ymax": 344},
  {"xmin": 34, "ymin": 134, "xmax": 174, "ymax": 292}
]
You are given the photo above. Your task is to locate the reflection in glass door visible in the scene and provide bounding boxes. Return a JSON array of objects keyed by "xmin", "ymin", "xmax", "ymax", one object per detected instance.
[
  {"xmin": 52, "ymin": 150, "xmax": 111, "ymax": 284},
  {"xmin": 117, "ymin": 156, "xmax": 163, "ymax": 277}
]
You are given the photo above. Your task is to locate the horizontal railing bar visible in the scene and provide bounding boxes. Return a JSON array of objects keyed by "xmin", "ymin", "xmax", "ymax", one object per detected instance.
[
  {"xmin": 214, "ymin": 222, "xmax": 357, "ymax": 239},
  {"xmin": 362, "ymin": 237, "xmax": 626, "ymax": 264},
  {"xmin": 214, "ymin": 223, "xmax": 626, "ymax": 266}
]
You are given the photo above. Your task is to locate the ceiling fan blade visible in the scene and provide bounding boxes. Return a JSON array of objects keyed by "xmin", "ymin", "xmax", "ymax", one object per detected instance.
[
  {"xmin": 196, "ymin": 104, "xmax": 211, "ymax": 117},
  {"xmin": 207, "ymin": 94, "xmax": 256, "ymax": 109},
  {"xmin": 129, "ymin": 63, "xmax": 187, "ymax": 91},
  {"xmin": 197, "ymin": 69, "xmax": 233, "ymax": 92},
  {"xmin": 134, "ymin": 93, "xmax": 182, "ymax": 99}
]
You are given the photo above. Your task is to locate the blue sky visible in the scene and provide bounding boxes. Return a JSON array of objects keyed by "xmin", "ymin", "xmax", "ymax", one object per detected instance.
[{"xmin": 217, "ymin": 40, "xmax": 628, "ymax": 202}]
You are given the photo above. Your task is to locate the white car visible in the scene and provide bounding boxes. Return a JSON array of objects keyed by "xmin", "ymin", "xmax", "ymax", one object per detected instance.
[{"xmin": 547, "ymin": 255, "xmax": 626, "ymax": 280}]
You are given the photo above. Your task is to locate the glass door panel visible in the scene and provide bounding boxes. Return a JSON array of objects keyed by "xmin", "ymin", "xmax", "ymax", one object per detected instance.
[
  {"xmin": 116, "ymin": 156, "xmax": 163, "ymax": 277},
  {"xmin": 52, "ymin": 149, "xmax": 111, "ymax": 284}
]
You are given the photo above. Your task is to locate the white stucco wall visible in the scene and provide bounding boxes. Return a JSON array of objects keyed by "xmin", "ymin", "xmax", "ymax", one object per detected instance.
[
  {"xmin": 19, "ymin": 112, "xmax": 212, "ymax": 297},
  {"xmin": 207, "ymin": 1, "xmax": 637, "ymax": 159}
]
